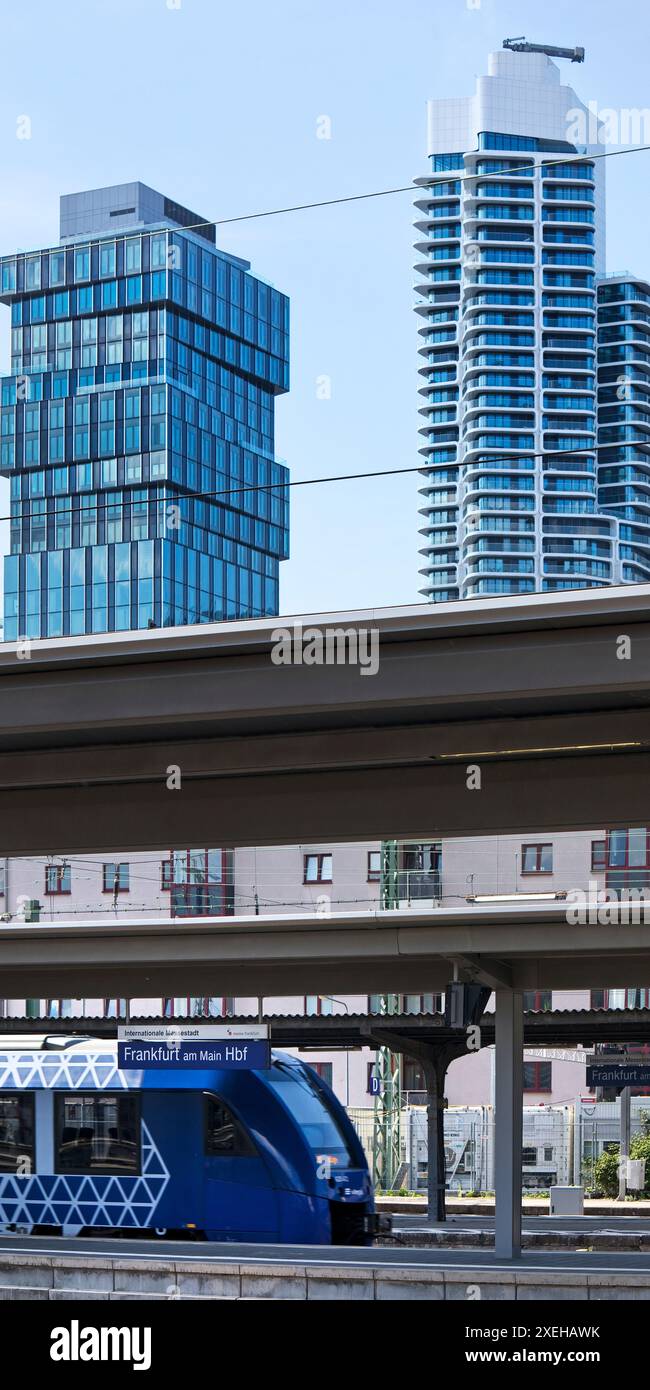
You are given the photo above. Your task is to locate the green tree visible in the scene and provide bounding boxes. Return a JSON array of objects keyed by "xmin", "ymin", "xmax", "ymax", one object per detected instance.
[{"xmin": 593, "ymin": 1124, "xmax": 650, "ymax": 1197}]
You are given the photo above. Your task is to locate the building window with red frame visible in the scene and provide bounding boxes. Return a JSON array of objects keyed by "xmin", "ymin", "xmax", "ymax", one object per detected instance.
[
  {"xmin": 303, "ymin": 853, "xmax": 332, "ymax": 884},
  {"xmin": 606, "ymin": 828, "xmax": 650, "ymax": 894},
  {"xmin": 521, "ymin": 843, "xmax": 553, "ymax": 874},
  {"xmin": 523, "ymin": 990, "xmax": 552, "ymax": 1012},
  {"xmin": 163, "ymin": 996, "xmax": 234, "ymax": 1019},
  {"xmin": 591, "ymin": 987, "xmax": 650, "ymax": 1010},
  {"xmin": 309, "ymin": 1061, "xmax": 333, "ymax": 1087},
  {"xmin": 45, "ymin": 864, "xmax": 71, "ymax": 894},
  {"xmin": 523, "ymin": 1061, "xmax": 552, "ymax": 1092},
  {"xmin": 103, "ymin": 862, "xmax": 129, "ymax": 893},
  {"xmin": 103, "ymin": 999, "xmax": 127, "ymax": 1019},
  {"xmin": 591, "ymin": 839, "xmax": 606, "ymax": 871},
  {"xmin": 160, "ymin": 849, "xmax": 233, "ymax": 917}
]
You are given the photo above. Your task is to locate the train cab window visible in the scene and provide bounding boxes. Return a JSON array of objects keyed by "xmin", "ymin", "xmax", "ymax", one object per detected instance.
[
  {"xmin": 0, "ymin": 1094, "xmax": 34, "ymax": 1173},
  {"xmin": 204, "ymin": 1095, "xmax": 256, "ymax": 1157},
  {"xmin": 265, "ymin": 1062, "xmax": 355, "ymax": 1167},
  {"xmin": 55, "ymin": 1094, "xmax": 139, "ymax": 1174}
]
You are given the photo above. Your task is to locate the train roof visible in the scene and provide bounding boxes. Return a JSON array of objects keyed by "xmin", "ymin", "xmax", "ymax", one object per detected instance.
[{"xmin": 0, "ymin": 1034, "xmax": 102, "ymax": 1050}]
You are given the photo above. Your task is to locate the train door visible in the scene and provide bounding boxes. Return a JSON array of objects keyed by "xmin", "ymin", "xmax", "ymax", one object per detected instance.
[
  {"xmin": 202, "ymin": 1092, "xmax": 279, "ymax": 1239},
  {"xmin": 142, "ymin": 1090, "xmax": 203, "ymax": 1234}
]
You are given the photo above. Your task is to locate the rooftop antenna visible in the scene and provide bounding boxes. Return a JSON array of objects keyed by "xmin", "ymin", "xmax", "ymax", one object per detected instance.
[{"xmin": 503, "ymin": 36, "xmax": 585, "ymax": 63}]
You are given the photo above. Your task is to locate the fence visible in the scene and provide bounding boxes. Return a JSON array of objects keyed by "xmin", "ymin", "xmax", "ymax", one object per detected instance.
[
  {"xmin": 347, "ymin": 1099, "xmax": 650, "ymax": 1194},
  {"xmin": 348, "ymin": 1103, "xmax": 578, "ymax": 1193},
  {"xmin": 347, "ymin": 1107, "xmax": 376, "ymax": 1173}
]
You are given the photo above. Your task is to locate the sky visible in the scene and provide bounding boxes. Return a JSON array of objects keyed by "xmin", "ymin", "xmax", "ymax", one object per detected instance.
[{"xmin": 0, "ymin": 0, "xmax": 649, "ymax": 616}]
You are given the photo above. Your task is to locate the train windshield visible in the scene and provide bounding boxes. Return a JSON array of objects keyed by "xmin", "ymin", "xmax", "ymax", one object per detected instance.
[{"xmin": 266, "ymin": 1062, "xmax": 355, "ymax": 1166}]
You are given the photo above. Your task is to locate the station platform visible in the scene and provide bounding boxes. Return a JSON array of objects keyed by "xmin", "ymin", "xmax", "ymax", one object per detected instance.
[
  {"xmin": 385, "ymin": 1212, "xmax": 650, "ymax": 1252},
  {"xmin": 0, "ymin": 1234, "xmax": 650, "ymax": 1300}
]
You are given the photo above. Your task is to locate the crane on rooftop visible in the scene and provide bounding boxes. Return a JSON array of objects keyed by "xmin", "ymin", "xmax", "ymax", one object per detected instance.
[{"xmin": 503, "ymin": 37, "xmax": 585, "ymax": 63}]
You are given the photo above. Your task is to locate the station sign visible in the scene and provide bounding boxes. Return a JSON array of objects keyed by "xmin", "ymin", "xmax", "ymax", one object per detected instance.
[
  {"xmin": 586, "ymin": 1064, "xmax": 650, "ymax": 1087},
  {"xmin": 117, "ymin": 1023, "xmax": 270, "ymax": 1070}
]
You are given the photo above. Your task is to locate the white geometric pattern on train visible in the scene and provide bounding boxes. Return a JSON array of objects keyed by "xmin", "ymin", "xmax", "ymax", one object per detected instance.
[{"xmin": 0, "ymin": 1050, "xmax": 169, "ymax": 1234}]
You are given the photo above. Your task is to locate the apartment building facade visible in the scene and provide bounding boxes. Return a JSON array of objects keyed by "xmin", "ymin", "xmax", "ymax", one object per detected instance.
[
  {"xmin": 415, "ymin": 47, "xmax": 650, "ymax": 601},
  {"xmin": 2, "ymin": 827, "xmax": 645, "ymax": 1109}
]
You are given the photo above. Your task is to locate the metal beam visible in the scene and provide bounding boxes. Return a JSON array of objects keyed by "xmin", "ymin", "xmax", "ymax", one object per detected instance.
[
  {"xmin": 495, "ymin": 990, "xmax": 523, "ymax": 1259},
  {"xmin": 444, "ymin": 955, "xmax": 514, "ymax": 990}
]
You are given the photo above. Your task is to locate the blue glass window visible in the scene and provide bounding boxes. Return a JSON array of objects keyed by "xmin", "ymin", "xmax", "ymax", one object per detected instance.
[
  {"xmin": 126, "ymin": 275, "xmax": 142, "ymax": 304},
  {"xmin": 101, "ymin": 459, "xmax": 117, "ymax": 486},
  {"xmin": 99, "ymin": 242, "xmax": 116, "ymax": 278},
  {"xmin": 75, "ymin": 248, "xmax": 90, "ymax": 282},
  {"xmin": 1, "ymin": 260, "xmax": 16, "ymax": 293},
  {"xmin": 25, "ymin": 256, "xmax": 41, "ymax": 290},
  {"xmin": 49, "ymin": 251, "xmax": 66, "ymax": 286},
  {"xmin": 125, "ymin": 239, "xmax": 142, "ymax": 273},
  {"xmin": 150, "ymin": 234, "xmax": 167, "ymax": 268},
  {"xmin": 101, "ymin": 280, "xmax": 117, "ymax": 309}
]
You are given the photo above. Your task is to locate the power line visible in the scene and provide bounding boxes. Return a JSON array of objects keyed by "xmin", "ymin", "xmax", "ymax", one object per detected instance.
[
  {"xmin": 0, "ymin": 895, "xmax": 390, "ymax": 918},
  {"xmin": 211, "ymin": 143, "xmax": 650, "ymax": 229},
  {"xmin": 0, "ymin": 438, "xmax": 647, "ymax": 530},
  {"xmin": 1, "ymin": 144, "xmax": 648, "ymax": 265},
  {"xmin": 0, "ymin": 148, "xmax": 647, "ymax": 524}
]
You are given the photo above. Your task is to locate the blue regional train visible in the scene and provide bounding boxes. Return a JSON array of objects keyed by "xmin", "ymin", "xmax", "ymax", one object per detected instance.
[{"xmin": 0, "ymin": 1038, "xmax": 380, "ymax": 1245}]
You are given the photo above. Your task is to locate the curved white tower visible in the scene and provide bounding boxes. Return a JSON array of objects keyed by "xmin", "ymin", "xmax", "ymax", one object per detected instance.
[{"xmin": 415, "ymin": 48, "xmax": 619, "ymax": 600}]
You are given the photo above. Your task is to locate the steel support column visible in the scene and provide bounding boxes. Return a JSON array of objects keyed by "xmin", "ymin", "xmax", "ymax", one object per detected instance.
[{"xmin": 494, "ymin": 989, "xmax": 523, "ymax": 1259}]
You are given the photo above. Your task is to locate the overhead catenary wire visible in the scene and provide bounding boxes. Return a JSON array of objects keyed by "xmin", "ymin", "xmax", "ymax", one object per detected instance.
[
  {"xmin": 2, "ymin": 142, "xmax": 649, "ymax": 258},
  {"xmin": 0, "ymin": 144, "xmax": 647, "ymax": 521},
  {"xmin": 0, "ymin": 890, "xmax": 506, "ymax": 917},
  {"xmin": 0, "ymin": 436, "xmax": 646, "ymax": 530}
]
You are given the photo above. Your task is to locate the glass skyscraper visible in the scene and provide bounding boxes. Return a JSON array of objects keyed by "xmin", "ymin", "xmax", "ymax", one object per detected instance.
[
  {"xmin": 415, "ymin": 48, "xmax": 650, "ymax": 600},
  {"xmin": 0, "ymin": 182, "xmax": 290, "ymax": 640}
]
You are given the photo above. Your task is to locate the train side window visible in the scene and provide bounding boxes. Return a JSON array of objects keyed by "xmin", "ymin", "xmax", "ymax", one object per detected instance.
[
  {"xmin": 0, "ymin": 1093, "xmax": 35, "ymax": 1174},
  {"xmin": 204, "ymin": 1094, "xmax": 255, "ymax": 1157},
  {"xmin": 55, "ymin": 1093, "xmax": 139, "ymax": 1175}
]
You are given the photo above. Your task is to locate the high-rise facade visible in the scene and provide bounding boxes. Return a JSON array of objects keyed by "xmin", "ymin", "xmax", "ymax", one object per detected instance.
[
  {"xmin": 0, "ymin": 182, "xmax": 290, "ymax": 640},
  {"xmin": 415, "ymin": 48, "xmax": 650, "ymax": 601},
  {"xmin": 597, "ymin": 277, "xmax": 650, "ymax": 579}
]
